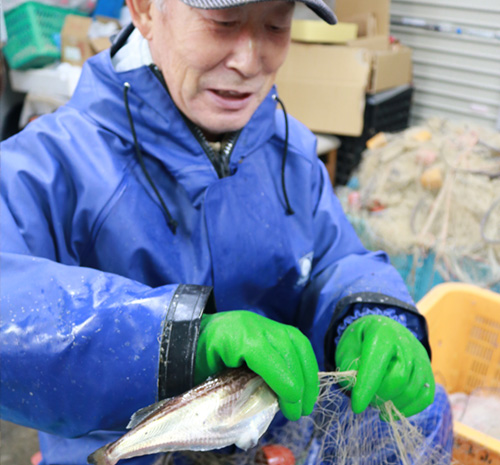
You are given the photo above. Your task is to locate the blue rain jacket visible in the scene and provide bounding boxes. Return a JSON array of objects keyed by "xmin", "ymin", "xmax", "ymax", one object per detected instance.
[{"xmin": 1, "ymin": 40, "xmax": 431, "ymax": 464}]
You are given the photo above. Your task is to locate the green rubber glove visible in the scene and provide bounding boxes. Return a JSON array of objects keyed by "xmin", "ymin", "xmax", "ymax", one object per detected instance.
[
  {"xmin": 195, "ymin": 311, "xmax": 319, "ymax": 421},
  {"xmin": 335, "ymin": 315, "xmax": 435, "ymax": 418}
]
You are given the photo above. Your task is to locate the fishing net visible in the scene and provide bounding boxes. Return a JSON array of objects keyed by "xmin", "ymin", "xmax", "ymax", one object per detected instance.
[
  {"xmin": 160, "ymin": 371, "xmax": 454, "ymax": 465},
  {"xmin": 336, "ymin": 117, "xmax": 500, "ymax": 301}
]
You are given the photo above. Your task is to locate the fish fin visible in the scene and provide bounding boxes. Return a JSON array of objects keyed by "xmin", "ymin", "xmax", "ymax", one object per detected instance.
[
  {"xmin": 233, "ymin": 403, "xmax": 278, "ymax": 451},
  {"xmin": 87, "ymin": 445, "xmax": 115, "ymax": 465},
  {"xmin": 235, "ymin": 436, "xmax": 258, "ymax": 451},
  {"xmin": 127, "ymin": 399, "xmax": 169, "ymax": 429}
]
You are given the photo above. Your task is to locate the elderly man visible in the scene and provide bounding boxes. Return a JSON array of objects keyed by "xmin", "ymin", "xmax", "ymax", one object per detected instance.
[{"xmin": 1, "ymin": 0, "xmax": 452, "ymax": 464}]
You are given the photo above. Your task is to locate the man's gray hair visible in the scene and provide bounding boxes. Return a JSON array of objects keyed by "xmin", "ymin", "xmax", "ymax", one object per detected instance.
[{"xmin": 151, "ymin": 0, "xmax": 167, "ymax": 12}]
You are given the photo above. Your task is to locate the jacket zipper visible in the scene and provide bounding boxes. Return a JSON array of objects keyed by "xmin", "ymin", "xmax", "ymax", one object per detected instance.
[{"xmin": 188, "ymin": 124, "xmax": 240, "ymax": 178}]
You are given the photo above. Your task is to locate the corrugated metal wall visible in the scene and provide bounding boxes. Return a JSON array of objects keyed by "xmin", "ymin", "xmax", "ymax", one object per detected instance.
[{"xmin": 390, "ymin": 0, "xmax": 500, "ymax": 130}]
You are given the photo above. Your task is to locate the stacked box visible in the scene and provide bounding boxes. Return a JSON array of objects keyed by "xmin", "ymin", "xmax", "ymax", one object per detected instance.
[
  {"xmin": 276, "ymin": 0, "xmax": 414, "ymax": 138},
  {"xmin": 335, "ymin": 86, "xmax": 414, "ymax": 185}
]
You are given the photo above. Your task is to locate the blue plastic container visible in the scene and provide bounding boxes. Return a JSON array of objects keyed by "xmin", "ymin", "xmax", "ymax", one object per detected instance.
[{"xmin": 93, "ymin": 0, "xmax": 123, "ymax": 18}]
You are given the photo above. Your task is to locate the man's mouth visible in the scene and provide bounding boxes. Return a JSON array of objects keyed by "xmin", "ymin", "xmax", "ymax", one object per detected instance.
[
  {"xmin": 211, "ymin": 89, "xmax": 252, "ymax": 100},
  {"xmin": 206, "ymin": 88, "xmax": 257, "ymax": 111}
]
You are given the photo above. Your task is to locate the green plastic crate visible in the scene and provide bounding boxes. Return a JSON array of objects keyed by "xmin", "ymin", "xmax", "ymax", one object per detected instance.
[{"xmin": 4, "ymin": 2, "xmax": 84, "ymax": 70}]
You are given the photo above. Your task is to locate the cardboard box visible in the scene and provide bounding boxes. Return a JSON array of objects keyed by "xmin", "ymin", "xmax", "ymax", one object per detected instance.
[
  {"xmin": 61, "ymin": 15, "xmax": 94, "ymax": 67},
  {"xmin": 348, "ymin": 35, "xmax": 413, "ymax": 93},
  {"xmin": 275, "ymin": 0, "xmax": 413, "ymax": 136},
  {"xmin": 275, "ymin": 0, "xmax": 397, "ymax": 135},
  {"xmin": 276, "ymin": 39, "xmax": 413, "ymax": 135},
  {"xmin": 61, "ymin": 15, "xmax": 117, "ymax": 67},
  {"xmin": 347, "ymin": 34, "xmax": 388, "ymax": 51},
  {"xmin": 342, "ymin": 12, "xmax": 378, "ymax": 38},
  {"xmin": 276, "ymin": 42, "xmax": 371, "ymax": 136},
  {"xmin": 335, "ymin": 0, "xmax": 390, "ymax": 36},
  {"xmin": 368, "ymin": 44, "xmax": 413, "ymax": 94},
  {"xmin": 90, "ymin": 36, "xmax": 114, "ymax": 54}
]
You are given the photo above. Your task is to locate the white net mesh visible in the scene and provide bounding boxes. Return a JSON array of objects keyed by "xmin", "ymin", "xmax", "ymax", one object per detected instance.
[{"xmin": 162, "ymin": 371, "xmax": 454, "ymax": 465}]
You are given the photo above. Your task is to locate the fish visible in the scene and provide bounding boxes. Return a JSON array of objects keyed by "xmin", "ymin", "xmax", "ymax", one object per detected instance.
[{"xmin": 87, "ymin": 367, "xmax": 280, "ymax": 465}]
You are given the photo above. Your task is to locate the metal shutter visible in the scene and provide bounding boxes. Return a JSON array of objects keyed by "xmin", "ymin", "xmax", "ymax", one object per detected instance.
[{"xmin": 390, "ymin": 0, "xmax": 500, "ymax": 130}]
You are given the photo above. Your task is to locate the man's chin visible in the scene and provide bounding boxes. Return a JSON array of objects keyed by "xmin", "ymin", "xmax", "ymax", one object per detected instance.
[{"xmin": 196, "ymin": 114, "xmax": 253, "ymax": 138}]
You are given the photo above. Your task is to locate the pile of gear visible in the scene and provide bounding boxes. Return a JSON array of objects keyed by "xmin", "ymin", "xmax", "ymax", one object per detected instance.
[{"xmin": 337, "ymin": 117, "xmax": 500, "ymax": 299}]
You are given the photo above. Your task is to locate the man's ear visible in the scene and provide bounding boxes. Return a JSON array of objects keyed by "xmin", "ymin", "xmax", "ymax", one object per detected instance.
[{"xmin": 126, "ymin": 0, "xmax": 154, "ymax": 40}]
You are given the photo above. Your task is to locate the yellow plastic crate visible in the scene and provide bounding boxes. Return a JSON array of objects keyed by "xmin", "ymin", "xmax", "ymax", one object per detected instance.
[{"xmin": 417, "ymin": 283, "xmax": 500, "ymax": 464}]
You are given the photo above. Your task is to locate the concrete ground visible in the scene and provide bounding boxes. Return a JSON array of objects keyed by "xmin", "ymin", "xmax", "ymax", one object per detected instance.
[{"xmin": 1, "ymin": 420, "xmax": 40, "ymax": 465}]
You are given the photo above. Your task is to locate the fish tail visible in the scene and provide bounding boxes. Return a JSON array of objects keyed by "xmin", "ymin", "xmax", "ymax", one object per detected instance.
[{"xmin": 87, "ymin": 445, "xmax": 115, "ymax": 465}]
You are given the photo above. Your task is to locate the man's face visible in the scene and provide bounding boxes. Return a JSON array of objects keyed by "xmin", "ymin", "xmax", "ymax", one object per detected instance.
[{"xmin": 147, "ymin": 0, "xmax": 294, "ymax": 138}]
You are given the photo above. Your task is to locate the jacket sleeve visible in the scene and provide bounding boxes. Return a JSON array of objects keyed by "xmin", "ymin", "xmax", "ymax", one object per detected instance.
[
  {"xmin": 0, "ymin": 136, "xmax": 213, "ymax": 438},
  {"xmin": 299, "ymin": 158, "xmax": 430, "ymax": 370}
]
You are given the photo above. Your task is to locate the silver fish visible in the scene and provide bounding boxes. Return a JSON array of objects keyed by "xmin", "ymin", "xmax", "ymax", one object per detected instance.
[{"xmin": 87, "ymin": 367, "xmax": 279, "ymax": 465}]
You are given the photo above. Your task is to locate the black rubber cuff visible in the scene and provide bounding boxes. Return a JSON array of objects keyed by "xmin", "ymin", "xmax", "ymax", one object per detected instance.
[{"xmin": 158, "ymin": 284, "xmax": 215, "ymax": 399}]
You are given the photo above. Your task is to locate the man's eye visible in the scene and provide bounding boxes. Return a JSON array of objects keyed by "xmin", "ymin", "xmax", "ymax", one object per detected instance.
[
  {"xmin": 215, "ymin": 20, "xmax": 238, "ymax": 27},
  {"xmin": 267, "ymin": 24, "xmax": 288, "ymax": 33}
]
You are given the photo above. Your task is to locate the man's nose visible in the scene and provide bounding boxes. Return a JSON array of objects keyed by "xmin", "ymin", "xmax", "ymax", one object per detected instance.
[{"xmin": 225, "ymin": 30, "xmax": 262, "ymax": 78}]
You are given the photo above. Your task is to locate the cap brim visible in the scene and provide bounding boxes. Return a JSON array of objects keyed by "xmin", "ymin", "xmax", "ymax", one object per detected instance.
[
  {"xmin": 296, "ymin": 0, "xmax": 337, "ymax": 24},
  {"xmin": 179, "ymin": 0, "xmax": 337, "ymax": 25}
]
